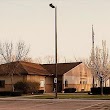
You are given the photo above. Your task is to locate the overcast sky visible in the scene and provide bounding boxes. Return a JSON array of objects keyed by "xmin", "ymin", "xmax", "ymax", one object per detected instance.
[{"xmin": 0, "ymin": 0, "xmax": 110, "ymax": 61}]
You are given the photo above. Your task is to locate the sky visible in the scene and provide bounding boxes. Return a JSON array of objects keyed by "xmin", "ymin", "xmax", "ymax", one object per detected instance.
[{"xmin": 0, "ymin": 0, "xmax": 110, "ymax": 62}]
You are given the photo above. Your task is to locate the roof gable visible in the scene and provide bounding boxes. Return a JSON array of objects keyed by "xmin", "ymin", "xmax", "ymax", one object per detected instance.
[{"xmin": 42, "ymin": 62, "xmax": 82, "ymax": 75}]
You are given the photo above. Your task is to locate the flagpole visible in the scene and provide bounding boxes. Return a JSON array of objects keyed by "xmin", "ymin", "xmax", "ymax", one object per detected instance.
[{"xmin": 92, "ymin": 25, "xmax": 95, "ymax": 88}]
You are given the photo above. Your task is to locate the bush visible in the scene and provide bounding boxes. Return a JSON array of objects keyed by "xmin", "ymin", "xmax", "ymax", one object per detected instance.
[
  {"xmin": 64, "ymin": 88, "xmax": 76, "ymax": 93},
  {"xmin": 104, "ymin": 87, "xmax": 110, "ymax": 94},
  {"xmin": 91, "ymin": 87, "xmax": 101, "ymax": 95},
  {"xmin": 91, "ymin": 87, "xmax": 110, "ymax": 95},
  {"xmin": 0, "ymin": 91, "xmax": 22, "ymax": 96},
  {"xmin": 38, "ymin": 90, "xmax": 44, "ymax": 94},
  {"xmin": 11, "ymin": 91, "xmax": 22, "ymax": 96},
  {"xmin": 0, "ymin": 91, "xmax": 11, "ymax": 96},
  {"xmin": 32, "ymin": 90, "xmax": 44, "ymax": 94},
  {"xmin": 14, "ymin": 81, "xmax": 40, "ymax": 94}
]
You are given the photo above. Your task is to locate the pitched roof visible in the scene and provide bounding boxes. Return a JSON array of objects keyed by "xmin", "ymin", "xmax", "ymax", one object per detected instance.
[
  {"xmin": 0, "ymin": 61, "xmax": 82, "ymax": 76},
  {"xmin": 42, "ymin": 62, "xmax": 82, "ymax": 76},
  {"xmin": 20, "ymin": 61, "xmax": 50, "ymax": 75},
  {"xmin": 0, "ymin": 61, "xmax": 51, "ymax": 76}
]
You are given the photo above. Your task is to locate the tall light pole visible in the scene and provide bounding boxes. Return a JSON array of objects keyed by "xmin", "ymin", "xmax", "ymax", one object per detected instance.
[{"xmin": 49, "ymin": 3, "xmax": 58, "ymax": 98}]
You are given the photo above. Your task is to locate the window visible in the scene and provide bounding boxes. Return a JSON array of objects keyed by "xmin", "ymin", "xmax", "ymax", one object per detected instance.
[
  {"xmin": 65, "ymin": 80, "xmax": 68, "ymax": 87},
  {"xmin": 0, "ymin": 80, "xmax": 5, "ymax": 88},
  {"xmin": 80, "ymin": 81, "xmax": 87, "ymax": 84},
  {"xmin": 40, "ymin": 80, "xmax": 45, "ymax": 87},
  {"xmin": 82, "ymin": 81, "xmax": 87, "ymax": 84}
]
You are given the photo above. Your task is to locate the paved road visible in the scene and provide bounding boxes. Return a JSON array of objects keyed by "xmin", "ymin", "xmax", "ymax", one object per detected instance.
[{"xmin": 0, "ymin": 98, "xmax": 110, "ymax": 110}]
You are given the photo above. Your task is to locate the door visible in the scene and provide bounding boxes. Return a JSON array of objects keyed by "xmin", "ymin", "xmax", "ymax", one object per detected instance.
[{"xmin": 57, "ymin": 80, "xmax": 62, "ymax": 92}]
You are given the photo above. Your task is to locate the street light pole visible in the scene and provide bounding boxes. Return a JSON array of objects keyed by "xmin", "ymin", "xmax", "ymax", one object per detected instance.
[{"xmin": 49, "ymin": 3, "xmax": 58, "ymax": 99}]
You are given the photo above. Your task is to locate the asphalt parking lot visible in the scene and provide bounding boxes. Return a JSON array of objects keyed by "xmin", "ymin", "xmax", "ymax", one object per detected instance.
[{"xmin": 0, "ymin": 97, "xmax": 110, "ymax": 110}]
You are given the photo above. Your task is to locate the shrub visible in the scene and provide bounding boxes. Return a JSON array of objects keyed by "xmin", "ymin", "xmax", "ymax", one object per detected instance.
[
  {"xmin": 0, "ymin": 91, "xmax": 22, "ymax": 96},
  {"xmin": 0, "ymin": 91, "xmax": 11, "ymax": 96},
  {"xmin": 104, "ymin": 87, "xmax": 110, "ymax": 94},
  {"xmin": 38, "ymin": 90, "xmax": 44, "ymax": 94},
  {"xmin": 11, "ymin": 91, "xmax": 22, "ymax": 96},
  {"xmin": 91, "ymin": 87, "xmax": 110, "ymax": 95},
  {"xmin": 32, "ymin": 90, "xmax": 44, "ymax": 94},
  {"xmin": 64, "ymin": 88, "xmax": 76, "ymax": 93},
  {"xmin": 14, "ymin": 81, "xmax": 40, "ymax": 94},
  {"xmin": 91, "ymin": 87, "xmax": 101, "ymax": 95}
]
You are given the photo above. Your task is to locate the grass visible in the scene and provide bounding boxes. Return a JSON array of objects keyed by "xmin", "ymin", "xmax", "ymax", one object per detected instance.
[{"xmin": 23, "ymin": 93, "xmax": 110, "ymax": 100}]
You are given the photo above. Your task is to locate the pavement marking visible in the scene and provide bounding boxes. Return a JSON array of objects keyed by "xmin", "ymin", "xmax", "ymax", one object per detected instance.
[{"xmin": 76, "ymin": 102, "xmax": 105, "ymax": 110}]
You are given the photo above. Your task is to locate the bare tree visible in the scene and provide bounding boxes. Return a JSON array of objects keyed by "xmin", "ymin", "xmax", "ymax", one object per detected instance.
[
  {"xmin": 44, "ymin": 56, "xmax": 55, "ymax": 64},
  {"xmin": 22, "ymin": 57, "xmax": 33, "ymax": 63},
  {"xmin": 0, "ymin": 41, "xmax": 30, "ymax": 91},
  {"xmin": 15, "ymin": 41, "xmax": 30, "ymax": 61},
  {"xmin": 62, "ymin": 56, "xmax": 74, "ymax": 63},
  {"xmin": 0, "ymin": 42, "xmax": 13, "ymax": 63},
  {"xmin": 34, "ymin": 57, "xmax": 43, "ymax": 64},
  {"xmin": 0, "ymin": 41, "xmax": 30, "ymax": 63},
  {"xmin": 89, "ymin": 40, "xmax": 110, "ymax": 95}
]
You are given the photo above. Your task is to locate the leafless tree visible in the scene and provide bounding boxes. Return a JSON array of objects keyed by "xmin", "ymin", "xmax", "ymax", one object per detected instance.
[
  {"xmin": 44, "ymin": 56, "xmax": 55, "ymax": 64},
  {"xmin": 34, "ymin": 57, "xmax": 43, "ymax": 64},
  {"xmin": 22, "ymin": 57, "xmax": 33, "ymax": 63},
  {"xmin": 15, "ymin": 41, "xmax": 30, "ymax": 61},
  {"xmin": 89, "ymin": 40, "xmax": 110, "ymax": 95},
  {"xmin": 0, "ymin": 41, "xmax": 30, "ymax": 63},
  {"xmin": 0, "ymin": 41, "xmax": 30, "ymax": 91},
  {"xmin": 0, "ymin": 42, "xmax": 13, "ymax": 63}
]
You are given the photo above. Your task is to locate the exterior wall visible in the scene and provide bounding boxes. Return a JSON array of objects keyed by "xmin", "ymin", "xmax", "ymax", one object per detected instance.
[
  {"xmin": 26, "ymin": 75, "xmax": 46, "ymax": 91},
  {"xmin": 105, "ymin": 79, "xmax": 109, "ymax": 87},
  {"xmin": 0, "ymin": 74, "xmax": 53, "ymax": 93},
  {"xmin": 45, "ymin": 76, "xmax": 53, "ymax": 93},
  {"xmin": 26, "ymin": 75, "xmax": 53, "ymax": 93},
  {"xmin": 107, "ymin": 78, "xmax": 110, "ymax": 87},
  {"xmin": 94, "ymin": 78, "xmax": 100, "ymax": 87},
  {"xmin": 26, "ymin": 75, "xmax": 45, "ymax": 82},
  {"xmin": 0, "ymin": 75, "xmax": 24, "ymax": 91},
  {"xmin": 63, "ymin": 63, "xmax": 93, "ymax": 92},
  {"xmin": 94, "ymin": 77, "xmax": 110, "ymax": 87}
]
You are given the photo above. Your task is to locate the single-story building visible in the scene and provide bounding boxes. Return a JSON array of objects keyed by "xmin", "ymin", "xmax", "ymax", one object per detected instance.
[
  {"xmin": 0, "ymin": 61, "xmax": 93, "ymax": 92},
  {"xmin": 0, "ymin": 61, "xmax": 53, "ymax": 92},
  {"xmin": 42, "ymin": 62, "xmax": 93, "ymax": 92}
]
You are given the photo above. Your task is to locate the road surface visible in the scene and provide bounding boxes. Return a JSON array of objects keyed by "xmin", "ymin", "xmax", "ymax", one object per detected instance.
[{"xmin": 0, "ymin": 98, "xmax": 109, "ymax": 110}]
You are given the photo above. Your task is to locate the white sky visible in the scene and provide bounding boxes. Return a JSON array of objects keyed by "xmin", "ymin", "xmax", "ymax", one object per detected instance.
[{"xmin": 0, "ymin": 0, "xmax": 110, "ymax": 61}]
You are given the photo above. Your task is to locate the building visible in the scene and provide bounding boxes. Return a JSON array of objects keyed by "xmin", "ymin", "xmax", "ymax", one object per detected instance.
[
  {"xmin": 42, "ymin": 62, "xmax": 93, "ymax": 92},
  {"xmin": 0, "ymin": 61, "xmax": 53, "ymax": 93},
  {"xmin": 0, "ymin": 61, "xmax": 93, "ymax": 92}
]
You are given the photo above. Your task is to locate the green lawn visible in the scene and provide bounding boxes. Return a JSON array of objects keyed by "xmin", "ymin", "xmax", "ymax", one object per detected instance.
[{"xmin": 23, "ymin": 93, "xmax": 110, "ymax": 100}]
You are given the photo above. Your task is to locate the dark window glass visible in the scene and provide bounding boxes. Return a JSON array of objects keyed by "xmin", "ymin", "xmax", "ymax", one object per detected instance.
[
  {"xmin": 65, "ymin": 80, "xmax": 68, "ymax": 87},
  {"xmin": 0, "ymin": 80, "xmax": 5, "ymax": 88}
]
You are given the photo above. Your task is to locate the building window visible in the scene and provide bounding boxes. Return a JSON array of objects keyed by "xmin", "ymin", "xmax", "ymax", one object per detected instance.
[
  {"xmin": 65, "ymin": 80, "xmax": 68, "ymax": 87},
  {"xmin": 0, "ymin": 80, "xmax": 5, "ymax": 88},
  {"xmin": 83, "ymin": 81, "xmax": 87, "ymax": 84},
  {"xmin": 40, "ymin": 80, "xmax": 45, "ymax": 87}
]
